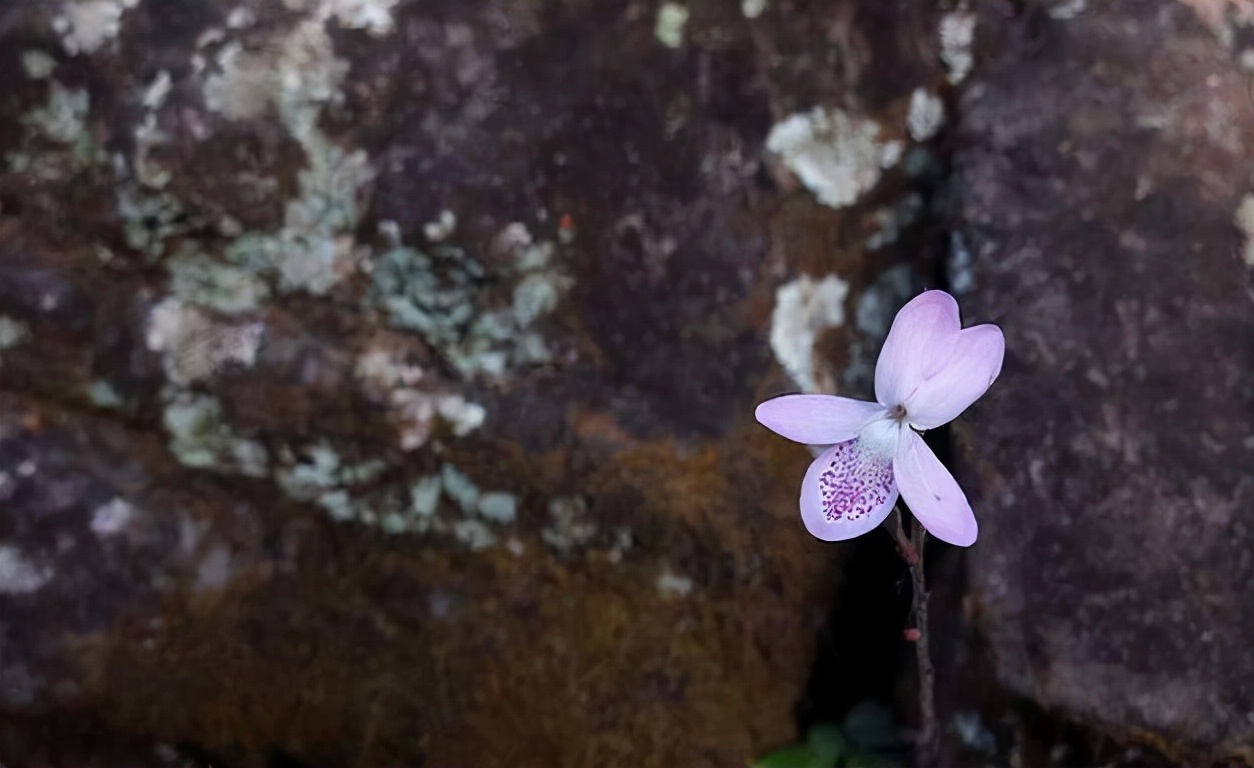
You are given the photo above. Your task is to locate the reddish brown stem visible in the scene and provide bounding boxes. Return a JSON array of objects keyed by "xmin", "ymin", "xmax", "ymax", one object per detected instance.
[{"xmin": 888, "ymin": 507, "xmax": 937, "ymax": 766}]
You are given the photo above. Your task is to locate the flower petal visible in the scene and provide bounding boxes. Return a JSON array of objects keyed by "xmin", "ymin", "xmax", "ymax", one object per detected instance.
[
  {"xmin": 800, "ymin": 439, "xmax": 899, "ymax": 541},
  {"xmin": 904, "ymin": 324, "xmax": 1004, "ymax": 430},
  {"xmin": 756, "ymin": 395, "xmax": 883, "ymax": 445},
  {"xmin": 893, "ymin": 430, "xmax": 977, "ymax": 547},
  {"xmin": 874, "ymin": 290, "xmax": 962, "ymax": 408}
]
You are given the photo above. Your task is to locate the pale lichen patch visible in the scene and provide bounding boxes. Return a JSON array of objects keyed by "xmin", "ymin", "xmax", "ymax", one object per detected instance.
[
  {"xmin": 0, "ymin": 316, "xmax": 30, "ymax": 350},
  {"xmin": 742, "ymin": 0, "xmax": 767, "ymax": 19},
  {"xmin": 355, "ymin": 347, "xmax": 486, "ymax": 450},
  {"xmin": 90, "ymin": 497, "xmax": 135, "ymax": 537},
  {"xmin": 24, "ymin": 82, "xmax": 90, "ymax": 145},
  {"xmin": 199, "ymin": 12, "xmax": 374, "ymax": 296},
  {"xmin": 0, "ymin": 546, "xmax": 52, "ymax": 595},
  {"xmin": 53, "ymin": 0, "xmax": 138, "ymax": 56},
  {"xmin": 162, "ymin": 392, "xmax": 269, "ymax": 477},
  {"xmin": 367, "ymin": 224, "xmax": 571, "ymax": 381},
  {"xmin": 541, "ymin": 496, "xmax": 596, "ymax": 553},
  {"xmin": 477, "ymin": 492, "xmax": 517, "ymax": 524},
  {"xmin": 939, "ymin": 11, "xmax": 976, "ymax": 84},
  {"xmin": 283, "ymin": 0, "xmax": 401, "ymax": 36},
  {"xmin": 769, "ymin": 274, "xmax": 849, "ymax": 393},
  {"xmin": 766, "ymin": 108, "xmax": 902, "ymax": 209},
  {"xmin": 145, "ymin": 298, "xmax": 264, "ymax": 386},
  {"xmin": 20, "ymin": 51, "xmax": 57, "ymax": 80},
  {"xmin": 655, "ymin": 3, "xmax": 689, "ymax": 49},
  {"xmin": 656, "ymin": 570, "xmax": 694, "ymax": 598},
  {"xmin": 1234, "ymin": 194, "xmax": 1254, "ymax": 266},
  {"xmin": 906, "ymin": 89, "xmax": 945, "ymax": 142}
]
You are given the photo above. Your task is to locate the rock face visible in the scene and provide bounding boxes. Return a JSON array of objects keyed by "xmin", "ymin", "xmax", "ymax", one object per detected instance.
[
  {"xmin": 0, "ymin": 0, "xmax": 947, "ymax": 764},
  {"xmin": 959, "ymin": 1, "xmax": 1254, "ymax": 762}
]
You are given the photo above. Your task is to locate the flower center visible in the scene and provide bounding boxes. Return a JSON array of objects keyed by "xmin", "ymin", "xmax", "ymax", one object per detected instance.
[
  {"xmin": 856, "ymin": 414, "xmax": 902, "ymax": 460},
  {"xmin": 890, "ymin": 403, "xmax": 907, "ymax": 421}
]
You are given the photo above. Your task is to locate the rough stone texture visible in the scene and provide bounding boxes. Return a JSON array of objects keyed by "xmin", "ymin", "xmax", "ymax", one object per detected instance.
[
  {"xmin": 0, "ymin": 0, "xmax": 946, "ymax": 764},
  {"xmin": 959, "ymin": 1, "xmax": 1254, "ymax": 763}
]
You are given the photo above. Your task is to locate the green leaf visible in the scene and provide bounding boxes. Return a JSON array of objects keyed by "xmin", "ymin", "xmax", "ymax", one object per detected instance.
[
  {"xmin": 806, "ymin": 724, "xmax": 848, "ymax": 764},
  {"xmin": 753, "ymin": 744, "xmax": 823, "ymax": 768}
]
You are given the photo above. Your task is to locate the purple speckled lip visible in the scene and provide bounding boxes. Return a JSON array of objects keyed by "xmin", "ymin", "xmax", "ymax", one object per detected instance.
[{"xmin": 818, "ymin": 439, "xmax": 894, "ymax": 523}]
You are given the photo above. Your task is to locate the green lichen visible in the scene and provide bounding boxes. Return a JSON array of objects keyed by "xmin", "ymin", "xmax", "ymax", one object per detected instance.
[
  {"xmin": 86, "ymin": 380, "xmax": 124, "ymax": 409},
  {"xmin": 440, "ymin": 463, "xmax": 480, "ymax": 512},
  {"xmin": 7, "ymin": 81, "xmax": 97, "ymax": 179},
  {"xmin": 167, "ymin": 246, "xmax": 270, "ymax": 315},
  {"xmin": 118, "ymin": 187, "xmax": 194, "ymax": 257},
  {"xmin": 162, "ymin": 392, "xmax": 269, "ymax": 477},
  {"xmin": 410, "ymin": 475, "xmax": 442, "ymax": 517},
  {"xmin": 274, "ymin": 441, "xmax": 386, "ymax": 504},
  {"xmin": 367, "ymin": 233, "xmax": 571, "ymax": 380},
  {"xmin": 477, "ymin": 492, "xmax": 517, "ymax": 525}
]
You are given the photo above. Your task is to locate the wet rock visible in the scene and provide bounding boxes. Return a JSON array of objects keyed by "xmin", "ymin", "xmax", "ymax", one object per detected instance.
[{"xmin": 958, "ymin": 1, "xmax": 1254, "ymax": 762}]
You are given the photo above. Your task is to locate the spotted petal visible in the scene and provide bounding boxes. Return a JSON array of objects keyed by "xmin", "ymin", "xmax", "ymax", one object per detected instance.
[
  {"xmin": 800, "ymin": 439, "xmax": 900, "ymax": 541},
  {"xmin": 756, "ymin": 395, "xmax": 883, "ymax": 446},
  {"xmin": 905, "ymin": 324, "xmax": 1004, "ymax": 430},
  {"xmin": 894, "ymin": 430, "xmax": 977, "ymax": 547},
  {"xmin": 874, "ymin": 291, "xmax": 961, "ymax": 409}
]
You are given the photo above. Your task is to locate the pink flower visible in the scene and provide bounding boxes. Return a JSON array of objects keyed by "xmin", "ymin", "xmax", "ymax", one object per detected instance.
[{"xmin": 755, "ymin": 290, "xmax": 1004, "ymax": 546}]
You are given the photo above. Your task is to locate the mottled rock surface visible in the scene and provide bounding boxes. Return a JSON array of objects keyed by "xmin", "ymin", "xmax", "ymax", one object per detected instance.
[
  {"xmin": 0, "ymin": 0, "xmax": 947, "ymax": 764},
  {"xmin": 959, "ymin": 1, "xmax": 1254, "ymax": 762}
]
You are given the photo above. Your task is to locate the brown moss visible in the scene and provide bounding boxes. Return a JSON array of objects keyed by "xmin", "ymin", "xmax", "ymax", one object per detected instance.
[{"xmin": 78, "ymin": 422, "xmax": 832, "ymax": 768}]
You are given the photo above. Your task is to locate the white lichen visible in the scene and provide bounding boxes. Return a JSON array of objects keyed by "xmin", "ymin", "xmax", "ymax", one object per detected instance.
[
  {"xmin": 939, "ymin": 11, "xmax": 976, "ymax": 84},
  {"xmin": 145, "ymin": 298, "xmax": 264, "ymax": 385},
  {"xmin": 768, "ymin": 274, "xmax": 849, "ymax": 393},
  {"xmin": 906, "ymin": 88, "xmax": 945, "ymax": 142},
  {"xmin": 655, "ymin": 3, "xmax": 689, "ymax": 49},
  {"xmin": 1047, "ymin": 0, "xmax": 1086, "ymax": 19},
  {"xmin": 20, "ymin": 51, "xmax": 57, "ymax": 80},
  {"xmin": 0, "ymin": 546, "xmax": 51, "ymax": 595},
  {"xmin": 283, "ymin": 0, "xmax": 401, "ymax": 36},
  {"xmin": 0, "ymin": 316, "xmax": 30, "ymax": 350},
  {"xmin": 742, "ymin": 0, "xmax": 768, "ymax": 19},
  {"xmin": 1234, "ymin": 194, "xmax": 1254, "ymax": 266},
  {"xmin": 200, "ymin": 13, "xmax": 374, "ymax": 296},
  {"xmin": 423, "ymin": 209, "xmax": 457, "ymax": 242},
  {"xmin": 54, "ymin": 0, "xmax": 138, "ymax": 56},
  {"xmin": 90, "ymin": 497, "xmax": 135, "ymax": 536},
  {"xmin": 656, "ymin": 570, "xmax": 694, "ymax": 598},
  {"xmin": 354, "ymin": 347, "xmax": 486, "ymax": 450},
  {"xmin": 766, "ymin": 108, "xmax": 902, "ymax": 209}
]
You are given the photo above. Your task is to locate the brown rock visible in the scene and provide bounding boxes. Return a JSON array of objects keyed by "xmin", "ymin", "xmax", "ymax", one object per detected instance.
[
  {"xmin": 958, "ymin": 1, "xmax": 1254, "ymax": 762},
  {"xmin": 0, "ymin": 0, "xmax": 950, "ymax": 764}
]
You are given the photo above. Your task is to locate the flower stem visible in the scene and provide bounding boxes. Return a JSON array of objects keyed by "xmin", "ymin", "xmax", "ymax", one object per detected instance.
[{"xmin": 889, "ymin": 507, "xmax": 937, "ymax": 765}]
